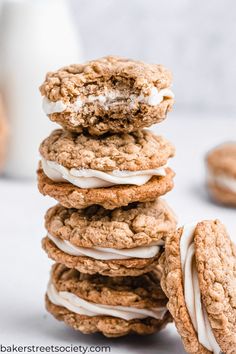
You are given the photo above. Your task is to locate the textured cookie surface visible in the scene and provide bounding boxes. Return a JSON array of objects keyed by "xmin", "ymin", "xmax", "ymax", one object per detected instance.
[
  {"xmin": 160, "ymin": 221, "xmax": 236, "ymax": 354},
  {"xmin": 45, "ymin": 199, "xmax": 177, "ymax": 249},
  {"xmin": 40, "ymin": 56, "xmax": 174, "ymax": 135},
  {"xmin": 37, "ymin": 167, "xmax": 175, "ymax": 209},
  {"xmin": 194, "ymin": 220, "xmax": 236, "ymax": 354},
  {"xmin": 43, "ymin": 199, "xmax": 176, "ymax": 276},
  {"xmin": 207, "ymin": 142, "xmax": 236, "ymax": 177},
  {"xmin": 159, "ymin": 229, "xmax": 209, "ymax": 354},
  {"xmin": 40, "ymin": 56, "xmax": 173, "ymax": 101},
  {"xmin": 40, "ymin": 129, "xmax": 175, "ymax": 171},
  {"xmin": 46, "ymin": 263, "xmax": 172, "ymax": 337}
]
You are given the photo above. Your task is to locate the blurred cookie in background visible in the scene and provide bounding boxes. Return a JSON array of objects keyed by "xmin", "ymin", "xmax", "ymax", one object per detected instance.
[
  {"xmin": 0, "ymin": 95, "xmax": 8, "ymax": 173},
  {"xmin": 206, "ymin": 142, "xmax": 236, "ymax": 206}
]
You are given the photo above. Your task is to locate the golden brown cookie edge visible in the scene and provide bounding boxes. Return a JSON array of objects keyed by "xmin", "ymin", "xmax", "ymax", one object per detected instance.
[
  {"xmin": 159, "ymin": 228, "xmax": 210, "ymax": 354},
  {"xmin": 37, "ymin": 167, "xmax": 175, "ymax": 210},
  {"xmin": 42, "ymin": 237, "xmax": 162, "ymax": 277},
  {"xmin": 45, "ymin": 295, "xmax": 172, "ymax": 337},
  {"xmin": 194, "ymin": 220, "xmax": 236, "ymax": 353}
]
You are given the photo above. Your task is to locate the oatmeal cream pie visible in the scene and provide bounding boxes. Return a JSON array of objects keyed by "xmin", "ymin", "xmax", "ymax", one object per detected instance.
[
  {"xmin": 46, "ymin": 263, "xmax": 172, "ymax": 337},
  {"xmin": 38, "ymin": 129, "xmax": 175, "ymax": 209},
  {"xmin": 40, "ymin": 56, "xmax": 174, "ymax": 135},
  {"xmin": 42, "ymin": 199, "xmax": 177, "ymax": 277},
  {"xmin": 159, "ymin": 220, "xmax": 236, "ymax": 354},
  {"xmin": 206, "ymin": 142, "xmax": 236, "ymax": 206}
]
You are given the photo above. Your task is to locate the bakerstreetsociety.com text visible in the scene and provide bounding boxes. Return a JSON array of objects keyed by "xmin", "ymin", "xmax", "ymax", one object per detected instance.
[{"xmin": 0, "ymin": 345, "xmax": 111, "ymax": 354}]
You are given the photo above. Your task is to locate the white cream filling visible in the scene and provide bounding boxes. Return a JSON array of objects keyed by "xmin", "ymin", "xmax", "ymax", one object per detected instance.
[
  {"xmin": 42, "ymin": 87, "xmax": 174, "ymax": 115},
  {"xmin": 180, "ymin": 224, "xmax": 221, "ymax": 354},
  {"xmin": 41, "ymin": 157, "xmax": 166, "ymax": 188},
  {"xmin": 47, "ymin": 233, "xmax": 163, "ymax": 260},
  {"xmin": 47, "ymin": 283, "xmax": 167, "ymax": 320},
  {"xmin": 131, "ymin": 87, "xmax": 174, "ymax": 107},
  {"xmin": 207, "ymin": 168, "xmax": 236, "ymax": 193}
]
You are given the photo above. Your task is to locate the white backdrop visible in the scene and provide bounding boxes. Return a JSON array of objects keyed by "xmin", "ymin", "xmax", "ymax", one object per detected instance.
[{"xmin": 71, "ymin": 0, "xmax": 236, "ymax": 115}]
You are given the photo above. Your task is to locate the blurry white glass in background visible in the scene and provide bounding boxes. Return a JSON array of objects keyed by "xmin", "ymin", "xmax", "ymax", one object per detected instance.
[{"xmin": 0, "ymin": 0, "xmax": 83, "ymax": 179}]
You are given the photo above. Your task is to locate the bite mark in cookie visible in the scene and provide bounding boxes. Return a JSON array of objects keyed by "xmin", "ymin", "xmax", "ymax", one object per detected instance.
[{"xmin": 40, "ymin": 56, "xmax": 174, "ymax": 135}]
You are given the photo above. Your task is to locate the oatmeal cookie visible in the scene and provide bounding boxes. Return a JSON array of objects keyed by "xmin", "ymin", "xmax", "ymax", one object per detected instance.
[
  {"xmin": 39, "ymin": 129, "xmax": 175, "ymax": 171},
  {"xmin": 159, "ymin": 220, "xmax": 236, "ymax": 354},
  {"xmin": 42, "ymin": 199, "xmax": 177, "ymax": 276},
  {"xmin": 40, "ymin": 56, "xmax": 174, "ymax": 135},
  {"xmin": 46, "ymin": 263, "xmax": 172, "ymax": 337},
  {"xmin": 37, "ymin": 166, "xmax": 175, "ymax": 209}
]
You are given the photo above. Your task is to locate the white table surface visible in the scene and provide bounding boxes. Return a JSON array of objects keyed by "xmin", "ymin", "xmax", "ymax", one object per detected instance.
[{"xmin": 0, "ymin": 115, "xmax": 236, "ymax": 353}]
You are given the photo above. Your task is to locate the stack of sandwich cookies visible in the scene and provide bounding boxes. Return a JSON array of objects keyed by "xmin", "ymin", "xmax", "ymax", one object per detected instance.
[
  {"xmin": 38, "ymin": 55, "xmax": 177, "ymax": 337},
  {"xmin": 159, "ymin": 220, "xmax": 236, "ymax": 353}
]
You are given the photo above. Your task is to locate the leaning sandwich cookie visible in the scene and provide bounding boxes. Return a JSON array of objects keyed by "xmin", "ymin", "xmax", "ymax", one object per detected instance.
[
  {"xmin": 42, "ymin": 199, "xmax": 177, "ymax": 277},
  {"xmin": 159, "ymin": 219, "xmax": 236, "ymax": 353},
  {"xmin": 40, "ymin": 56, "xmax": 174, "ymax": 135},
  {"xmin": 37, "ymin": 129, "xmax": 175, "ymax": 209},
  {"xmin": 206, "ymin": 142, "xmax": 236, "ymax": 207},
  {"xmin": 46, "ymin": 263, "xmax": 172, "ymax": 337}
]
